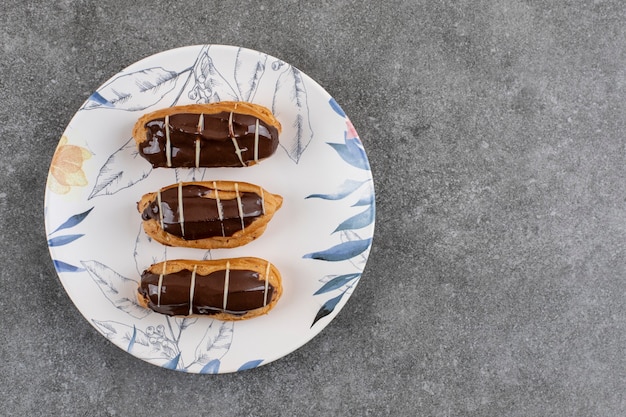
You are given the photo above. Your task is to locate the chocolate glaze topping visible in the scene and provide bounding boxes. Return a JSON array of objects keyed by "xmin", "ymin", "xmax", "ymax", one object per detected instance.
[
  {"xmin": 138, "ymin": 111, "xmax": 279, "ymax": 168},
  {"xmin": 139, "ymin": 268, "xmax": 274, "ymax": 316},
  {"xmin": 141, "ymin": 184, "xmax": 264, "ymax": 240}
]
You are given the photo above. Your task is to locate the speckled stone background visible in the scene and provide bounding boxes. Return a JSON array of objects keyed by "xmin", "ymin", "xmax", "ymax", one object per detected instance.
[{"xmin": 2, "ymin": 0, "xmax": 626, "ymax": 415}]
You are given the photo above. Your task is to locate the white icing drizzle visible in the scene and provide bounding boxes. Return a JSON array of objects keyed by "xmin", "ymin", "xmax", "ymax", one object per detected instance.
[
  {"xmin": 195, "ymin": 114, "xmax": 203, "ymax": 168},
  {"xmin": 165, "ymin": 115, "xmax": 172, "ymax": 167},
  {"xmin": 231, "ymin": 137, "xmax": 245, "ymax": 166},
  {"xmin": 254, "ymin": 118, "xmax": 260, "ymax": 163},
  {"xmin": 195, "ymin": 138, "xmax": 201, "ymax": 168},
  {"xmin": 177, "ymin": 182, "xmax": 185, "ymax": 237},
  {"xmin": 213, "ymin": 181, "xmax": 226, "ymax": 237},
  {"xmin": 157, "ymin": 261, "xmax": 166, "ymax": 307},
  {"xmin": 229, "ymin": 111, "xmax": 246, "ymax": 166},
  {"xmin": 197, "ymin": 113, "xmax": 204, "ymax": 132},
  {"xmin": 235, "ymin": 182, "xmax": 245, "ymax": 231},
  {"xmin": 188, "ymin": 264, "xmax": 197, "ymax": 315},
  {"xmin": 157, "ymin": 190, "xmax": 164, "ymax": 230},
  {"xmin": 263, "ymin": 261, "xmax": 271, "ymax": 307},
  {"xmin": 223, "ymin": 261, "xmax": 230, "ymax": 311},
  {"xmin": 259, "ymin": 186, "xmax": 266, "ymax": 215},
  {"xmin": 228, "ymin": 111, "xmax": 235, "ymax": 137}
]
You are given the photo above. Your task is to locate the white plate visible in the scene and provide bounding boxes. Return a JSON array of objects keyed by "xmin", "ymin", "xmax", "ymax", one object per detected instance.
[{"xmin": 44, "ymin": 45, "xmax": 375, "ymax": 373}]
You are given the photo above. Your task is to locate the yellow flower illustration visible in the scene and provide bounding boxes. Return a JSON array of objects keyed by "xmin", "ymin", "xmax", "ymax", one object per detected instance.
[{"xmin": 48, "ymin": 135, "xmax": 92, "ymax": 195}]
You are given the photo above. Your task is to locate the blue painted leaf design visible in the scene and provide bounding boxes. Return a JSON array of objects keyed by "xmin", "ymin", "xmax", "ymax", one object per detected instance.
[
  {"xmin": 303, "ymin": 238, "xmax": 372, "ymax": 262},
  {"xmin": 311, "ymin": 292, "xmax": 345, "ymax": 327},
  {"xmin": 49, "ymin": 207, "xmax": 93, "ymax": 234},
  {"xmin": 163, "ymin": 353, "xmax": 181, "ymax": 370},
  {"xmin": 86, "ymin": 91, "xmax": 108, "ymax": 107},
  {"xmin": 92, "ymin": 320, "xmax": 178, "ymax": 362},
  {"xmin": 306, "ymin": 179, "xmax": 369, "ymax": 200},
  {"xmin": 127, "ymin": 325, "xmax": 137, "ymax": 353},
  {"xmin": 353, "ymin": 191, "xmax": 375, "ymax": 207},
  {"xmin": 193, "ymin": 321, "xmax": 234, "ymax": 369},
  {"xmin": 53, "ymin": 260, "xmax": 85, "ymax": 273},
  {"xmin": 89, "ymin": 137, "xmax": 155, "ymax": 199},
  {"xmin": 238, "ymin": 359, "xmax": 263, "ymax": 371},
  {"xmin": 272, "ymin": 63, "xmax": 313, "ymax": 163},
  {"xmin": 333, "ymin": 205, "xmax": 375, "ymax": 233},
  {"xmin": 314, "ymin": 273, "xmax": 361, "ymax": 295},
  {"xmin": 327, "ymin": 137, "xmax": 370, "ymax": 170},
  {"xmin": 235, "ymin": 48, "xmax": 267, "ymax": 102},
  {"xmin": 82, "ymin": 67, "xmax": 181, "ymax": 111},
  {"xmin": 188, "ymin": 45, "xmax": 238, "ymax": 103},
  {"xmin": 329, "ymin": 97, "xmax": 346, "ymax": 117},
  {"xmin": 341, "ymin": 231, "xmax": 372, "ymax": 269},
  {"xmin": 48, "ymin": 234, "xmax": 84, "ymax": 247},
  {"xmin": 200, "ymin": 359, "xmax": 221, "ymax": 374},
  {"xmin": 82, "ymin": 260, "xmax": 150, "ymax": 319}
]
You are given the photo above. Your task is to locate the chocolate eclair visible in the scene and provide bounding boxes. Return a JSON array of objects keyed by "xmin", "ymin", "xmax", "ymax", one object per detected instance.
[
  {"xmin": 137, "ymin": 258, "xmax": 282, "ymax": 320},
  {"xmin": 133, "ymin": 101, "xmax": 281, "ymax": 168},
  {"xmin": 137, "ymin": 181, "xmax": 283, "ymax": 249}
]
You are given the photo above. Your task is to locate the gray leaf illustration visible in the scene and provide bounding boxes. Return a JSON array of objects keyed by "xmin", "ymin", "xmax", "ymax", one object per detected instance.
[
  {"xmin": 174, "ymin": 316, "xmax": 198, "ymax": 332},
  {"xmin": 82, "ymin": 67, "xmax": 180, "ymax": 111},
  {"xmin": 175, "ymin": 167, "xmax": 206, "ymax": 183},
  {"xmin": 92, "ymin": 320, "xmax": 178, "ymax": 362},
  {"xmin": 234, "ymin": 48, "xmax": 267, "ymax": 102},
  {"xmin": 134, "ymin": 224, "xmax": 167, "ymax": 276},
  {"xmin": 188, "ymin": 45, "xmax": 238, "ymax": 103},
  {"xmin": 82, "ymin": 260, "xmax": 150, "ymax": 319},
  {"xmin": 272, "ymin": 64, "xmax": 313, "ymax": 163},
  {"xmin": 193, "ymin": 320, "xmax": 234, "ymax": 367},
  {"xmin": 88, "ymin": 137, "xmax": 153, "ymax": 199}
]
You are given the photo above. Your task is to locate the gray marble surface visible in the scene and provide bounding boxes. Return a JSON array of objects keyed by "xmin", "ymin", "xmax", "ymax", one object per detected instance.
[{"xmin": 2, "ymin": 0, "xmax": 626, "ymax": 415}]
